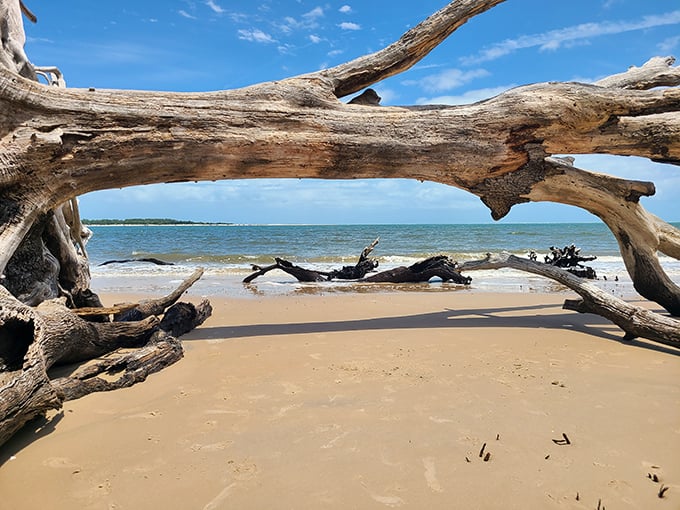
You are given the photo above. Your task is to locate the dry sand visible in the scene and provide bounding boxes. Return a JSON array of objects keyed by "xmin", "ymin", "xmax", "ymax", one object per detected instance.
[{"xmin": 1, "ymin": 291, "xmax": 679, "ymax": 509}]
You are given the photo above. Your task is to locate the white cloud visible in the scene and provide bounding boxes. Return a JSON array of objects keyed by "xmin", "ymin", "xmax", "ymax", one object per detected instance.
[
  {"xmin": 303, "ymin": 7, "xmax": 324, "ymax": 20},
  {"xmin": 328, "ymin": 49, "xmax": 343, "ymax": 57},
  {"xmin": 279, "ymin": 10, "xmax": 322, "ymax": 34},
  {"xmin": 309, "ymin": 34, "xmax": 322, "ymax": 44},
  {"xmin": 462, "ymin": 10, "xmax": 680, "ymax": 64},
  {"xmin": 205, "ymin": 0, "xmax": 224, "ymax": 14},
  {"xmin": 178, "ymin": 10, "xmax": 196, "ymax": 20},
  {"xmin": 339, "ymin": 5, "xmax": 352, "ymax": 14},
  {"xmin": 278, "ymin": 43, "xmax": 293, "ymax": 54},
  {"xmin": 238, "ymin": 29, "xmax": 276, "ymax": 44},
  {"xmin": 338, "ymin": 22, "xmax": 361, "ymax": 31},
  {"xmin": 416, "ymin": 85, "xmax": 515, "ymax": 106},
  {"xmin": 404, "ymin": 68, "xmax": 490, "ymax": 93},
  {"xmin": 658, "ymin": 35, "xmax": 680, "ymax": 54}
]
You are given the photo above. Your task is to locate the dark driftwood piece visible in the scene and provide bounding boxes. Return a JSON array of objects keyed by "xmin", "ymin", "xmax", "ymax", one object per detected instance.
[
  {"xmin": 458, "ymin": 253, "xmax": 680, "ymax": 349},
  {"xmin": 362, "ymin": 255, "xmax": 472, "ymax": 284},
  {"xmin": 243, "ymin": 238, "xmax": 380, "ymax": 283},
  {"xmin": 114, "ymin": 268, "xmax": 205, "ymax": 321},
  {"xmin": 99, "ymin": 258, "xmax": 175, "ymax": 266},
  {"xmin": 533, "ymin": 244, "xmax": 598, "ymax": 279},
  {"xmin": 245, "ymin": 254, "xmax": 471, "ymax": 286}
]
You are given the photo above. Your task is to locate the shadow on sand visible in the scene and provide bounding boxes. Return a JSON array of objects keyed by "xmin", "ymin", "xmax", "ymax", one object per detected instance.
[{"xmin": 184, "ymin": 301, "xmax": 679, "ymax": 357}]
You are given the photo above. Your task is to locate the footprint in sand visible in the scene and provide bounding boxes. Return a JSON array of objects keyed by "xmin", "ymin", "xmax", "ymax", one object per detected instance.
[
  {"xmin": 359, "ymin": 479, "xmax": 405, "ymax": 507},
  {"xmin": 42, "ymin": 457, "xmax": 79, "ymax": 469},
  {"xmin": 423, "ymin": 457, "xmax": 443, "ymax": 493}
]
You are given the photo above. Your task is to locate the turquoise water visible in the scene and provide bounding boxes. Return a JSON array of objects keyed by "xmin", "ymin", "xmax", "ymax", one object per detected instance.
[{"xmin": 86, "ymin": 223, "xmax": 680, "ymax": 297}]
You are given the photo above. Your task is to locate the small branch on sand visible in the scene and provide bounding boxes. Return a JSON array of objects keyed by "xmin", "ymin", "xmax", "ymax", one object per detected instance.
[{"xmin": 99, "ymin": 258, "xmax": 174, "ymax": 266}]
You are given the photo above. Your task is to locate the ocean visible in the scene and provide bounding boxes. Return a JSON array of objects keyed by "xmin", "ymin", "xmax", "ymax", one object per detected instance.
[{"xmin": 85, "ymin": 223, "xmax": 680, "ymax": 299}]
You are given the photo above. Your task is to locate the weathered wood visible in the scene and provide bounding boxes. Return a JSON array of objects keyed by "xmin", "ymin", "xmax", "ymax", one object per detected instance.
[
  {"xmin": 1, "ymin": 4, "xmax": 678, "ymax": 309},
  {"xmin": 114, "ymin": 268, "xmax": 204, "ymax": 321},
  {"xmin": 458, "ymin": 253, "xmax": 680, "ymax": 349},
  {"xmin": 0, "ymin": 270, "xmax": 209, "ymax": 448},
  {"xmin": 0, "ymin": 0, "xmax": 679, "ymax": 449},
  {"xmin": 363, "ymin": 256, "xmax": 471, "ymax": 284},
  {"xmin": 244, "ymin": 238, "xmax": 380, "ymax": 283},
  {"xmin": 51, "ymin": 329, "xmax": 184, "ymax": 401},
  {"xmin": 99, "ymin": 258, "xmax": 174, "ymax": 267}
]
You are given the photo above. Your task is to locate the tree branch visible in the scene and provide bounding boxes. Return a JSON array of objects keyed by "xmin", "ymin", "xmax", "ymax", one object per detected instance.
[
  {"xmin": 311, "ymin": 0, "xmax": 505, "ymax": 98},
  {"xmin": 458, "ymin": 253, "xmax": 680, "ymax": 349},
  {"xmin": 596, "ymin": 56, "xmax": 680, "ymax": 90}
]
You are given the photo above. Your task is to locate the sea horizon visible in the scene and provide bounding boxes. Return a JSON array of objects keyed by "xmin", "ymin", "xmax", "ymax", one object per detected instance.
[{"xmin": 84, "ymin": 222, "xmax": 680, "ymax": 300}]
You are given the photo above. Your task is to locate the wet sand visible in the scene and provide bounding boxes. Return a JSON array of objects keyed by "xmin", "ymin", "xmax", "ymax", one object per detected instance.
[{"xmin": 1, "ymin": 291, "xmax": 679, "ymax": 509}]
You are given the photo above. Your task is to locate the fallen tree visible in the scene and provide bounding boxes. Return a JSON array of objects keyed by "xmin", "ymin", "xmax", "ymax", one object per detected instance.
[
  {"xmin": 1, "ymin": 0, "xmax": 679, "ymax": 447},
  {"xmin": 458, "ymin": 253, "xmax": 680, "ymax": 350},
  {"xmin": 244, "ymin": 238, "xmax": 471, "ymax": 285}
]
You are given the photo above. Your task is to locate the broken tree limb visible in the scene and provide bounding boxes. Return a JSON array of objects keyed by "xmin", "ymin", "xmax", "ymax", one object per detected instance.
[
  {"xmin": 244, "ymin": 258, "xmax": 329, "ymax": 283},
  {"xmin": 525, "ymin": 157, "xmax": 680, "ymax": 316},
  {"xmin": 458, "ymin": 253, "xmax": 680, "ymax": 349},
  {"xmin": 243, "ymin": 238, "xmax": 380, "ymax": 283},
  {"xmin": 51, "ymin": 329, "xmax": 184, "ymax": 401},
  {"xmin": 326, "ymin": 237, "xmax": 380, "ymax": 280},
  {"xmin": 245, "ymin": 253, "xmax": 471, "ymax": 286},
  {"xmin": 114, "ymin": 268, "xmax": 204, "ymax": 321},
  {"xmin": 99, "ymin": 258, "xmax": 175, "ymax": 267},
  {"xmin": 362, "ymin": 255, "xmax": 471, "ymax": 284},
  {"xmin": 1, "ymin": 0, "xmax": 679, "ymax": 448}
]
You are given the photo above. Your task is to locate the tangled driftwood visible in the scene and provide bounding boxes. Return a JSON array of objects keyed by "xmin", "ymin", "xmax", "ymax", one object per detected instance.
[{"xmin": 1, "ymin": 0, "xmax": 679, "ymax": 448}]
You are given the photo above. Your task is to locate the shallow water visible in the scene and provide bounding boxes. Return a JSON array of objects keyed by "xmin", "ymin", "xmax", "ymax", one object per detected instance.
[{"xmin": 86, "ymin": 223, "xmax": 679, "ymax": 299}]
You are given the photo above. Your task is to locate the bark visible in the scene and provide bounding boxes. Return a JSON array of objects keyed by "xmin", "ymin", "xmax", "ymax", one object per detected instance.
[
  {"xmin": 243, "ymin": 238, "xmax": 380, "ymax": 283},
  {"xmin": 0, "ymin": 0, "xmax": 679, "ymax": 445},
  {"xmin": 362, "ymin": 256, "xmax": 471, "ymax": 284},
  {"xmin": 458, "ymin": 253, "xmax": 680, "ymax": 349},
  {"xmin": 0, "ymin": 271, "xmax": 209, "ymax": 448},
  {"xmin": 245, "ymin": 254, "xmax": 471, "ymax": 286},
  {"xmin": 1, "ymin": 1, "xmax": 678, "ymax": 312}
]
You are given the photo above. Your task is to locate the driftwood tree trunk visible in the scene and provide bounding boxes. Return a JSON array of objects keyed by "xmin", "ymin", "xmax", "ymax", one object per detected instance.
[
  {"xmin": 1, "ymin": 0, "xmax": 679, "ymax": 446},
  {"xmin": 458, "ymin": 253, "xmax": 680, "ymax": 350},
  {"xmin": 1, "ymin": 1, "xmax": 678, "ymax": 313}
]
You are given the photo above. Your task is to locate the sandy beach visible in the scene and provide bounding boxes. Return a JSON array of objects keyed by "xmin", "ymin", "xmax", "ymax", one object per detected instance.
[{"xmin": 1, "ymin": 290, "xmax": 678, "ymax": 509}]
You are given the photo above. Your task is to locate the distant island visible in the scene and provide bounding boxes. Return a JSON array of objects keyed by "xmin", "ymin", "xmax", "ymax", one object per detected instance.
[{"xmin": 83, "ymin": 218, "xmax": 231, "ymax": 226}]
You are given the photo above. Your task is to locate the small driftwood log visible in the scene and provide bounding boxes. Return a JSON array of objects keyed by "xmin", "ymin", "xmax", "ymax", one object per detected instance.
[
  {"xmin": 458, "ymin": 253, "xmax": 680, "ymax": 349},
  {"xmin": 243, "ymin": 238, "xmax": 380, "ymax": 283},
  {"xmin": 0, "ymin": 270, "xmax": 211, "ymax": 448},
  {"xmin": 362, "ymin": 255, "xmax": 471, "ymax": 284},
  {"xmin": 99, "ymin": 258, "xmax": 175, "ymax": 266}
]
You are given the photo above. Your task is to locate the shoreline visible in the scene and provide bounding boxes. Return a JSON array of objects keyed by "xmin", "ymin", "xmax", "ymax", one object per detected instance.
[{"xmin": 1, "ymin": 291, "xmax": 678, "ymax": 509}]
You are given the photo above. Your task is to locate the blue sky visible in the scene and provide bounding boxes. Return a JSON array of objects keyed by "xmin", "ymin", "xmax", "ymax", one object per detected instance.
[{"xmin": 24, "ymin": 0, "xmax": 680, "ymax": 224}]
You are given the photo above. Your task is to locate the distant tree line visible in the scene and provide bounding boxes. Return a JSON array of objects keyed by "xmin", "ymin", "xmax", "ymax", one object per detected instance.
[{"xmin": 82, "ymin": 218, "xmax": 229, "ymax": 225}]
